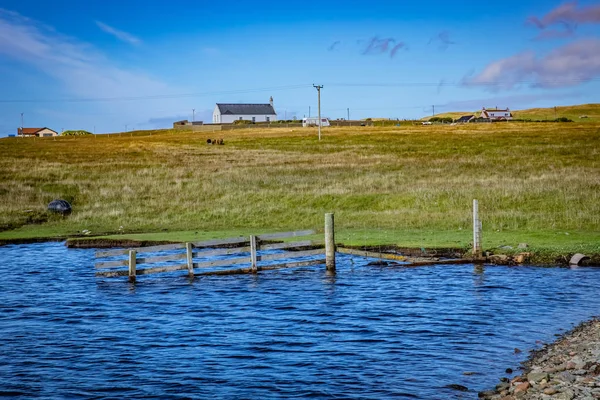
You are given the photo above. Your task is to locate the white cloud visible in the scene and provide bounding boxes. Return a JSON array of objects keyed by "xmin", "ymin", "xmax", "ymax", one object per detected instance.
[
  {"xmin": 95, "ymin": 21, "xmax": 141, "ymax": 45},
  {"xmin": 0, "ymin": 9, "xmax": 192, "ymax": 130},
  {"xmin": 463, "ymin": 38, "xmax": 600, "ymax": 90}
]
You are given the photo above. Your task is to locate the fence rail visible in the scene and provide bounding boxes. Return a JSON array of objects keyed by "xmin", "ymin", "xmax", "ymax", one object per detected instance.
[
  {"xmin": 94, "ymin": 204, "xmax": 484, "ymax": 282},
  {"xmin": 95, "ymin": 227, "xmax": 329, "ymax": 282}
]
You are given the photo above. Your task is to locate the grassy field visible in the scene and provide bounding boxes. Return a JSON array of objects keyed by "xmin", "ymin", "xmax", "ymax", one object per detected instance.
[
  {"xmin": 427, "ymin": 103, "xmax": 600, "ymax": 122},
  {"xmin": 0, "ymin": 122, "xmax": 599, "ymax": 258}
]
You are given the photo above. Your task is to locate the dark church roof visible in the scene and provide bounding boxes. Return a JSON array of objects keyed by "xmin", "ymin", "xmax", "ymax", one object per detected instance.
[{"xmin": 216, "ymin": 103, "xmax": 276, "ymax": 115}]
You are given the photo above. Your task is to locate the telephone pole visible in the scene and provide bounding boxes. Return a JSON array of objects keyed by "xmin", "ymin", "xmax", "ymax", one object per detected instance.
[
  {"xmin": 313, "ymin": 84, "xmax": 323, "ymax": 140},
  {"xmin": 192, "ymin": 109, "xmax": 195, "ymax": 122},
  {"xmin": 20, "ymin": 113, "xmax": 23, "ymax": 130},
  {"xmin": 347, "ymin": 108, "xmax": 350, "ymax": 121},
  {"xmin": 432, "ymin": 105, "xmax": 435, "ymax": 117}
]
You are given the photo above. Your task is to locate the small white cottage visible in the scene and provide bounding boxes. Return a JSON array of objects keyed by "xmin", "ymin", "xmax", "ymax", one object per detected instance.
[
  {"xmin": 481, "ymin": 107, "xmax": 513, "ymax": 121},
  {"xmin": 213, "ymin": 97, "xmax": 277, "ymax": 124}
]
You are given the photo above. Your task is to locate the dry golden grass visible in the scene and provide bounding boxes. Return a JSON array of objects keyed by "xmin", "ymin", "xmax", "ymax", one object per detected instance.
[{"xmin": 0, "ymin": 123, "xmax": 599, "ymax": 251}]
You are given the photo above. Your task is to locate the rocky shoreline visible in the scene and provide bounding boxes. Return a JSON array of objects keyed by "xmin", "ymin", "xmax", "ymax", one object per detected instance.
[{"xmin": 480, "ymin": 318, "xmax": 600, "ymax": 399}]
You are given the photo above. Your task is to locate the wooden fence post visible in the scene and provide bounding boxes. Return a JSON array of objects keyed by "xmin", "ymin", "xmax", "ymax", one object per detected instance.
[
  {"xmin": 472, "ymin": 199, "xmax": 482, "ymax": 258},
  {"xmin": 325, "ymin": 213, "xmax": 336, "ymax": 271},
  {"xmin": 250, "ymin": 235, "xmax": 258, "ymax": 273},
  {"xmin": 128, "ymin": 250, "xmax": 137, "ymax": 283},
  {"xmin": 186, "ymin": 242, "xmax": 194, "ymax": 278}
]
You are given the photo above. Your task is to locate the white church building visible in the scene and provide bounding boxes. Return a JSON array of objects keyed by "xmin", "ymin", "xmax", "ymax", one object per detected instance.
[{"xmin": 213, "ymin": 97, "xmax": 278, "ymax": 124}]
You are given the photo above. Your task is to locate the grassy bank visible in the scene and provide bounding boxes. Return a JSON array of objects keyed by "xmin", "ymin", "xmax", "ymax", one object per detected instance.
[
  {"xmin": 428, "ymin": 103, "xmax": 600, "ymax": 122},
  {"xmin": 0, "ymin": 123, "xmax": 599, "ymax": 259}
]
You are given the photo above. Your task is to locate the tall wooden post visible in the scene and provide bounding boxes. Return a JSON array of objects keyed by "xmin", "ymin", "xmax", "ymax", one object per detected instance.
[
  {"xmin": 325, "ymin": 213, "xmax": 336, "ymax": 271},
  {"xmin": 128, "ymin": 250, "xmax": 137, "ymax": 283},
  {"xmin": 250, "ymin": 235, "xmax": 258, "ymax": 273},
  {"xmin": 186, "ymin": 242, "xmax": 194, "ymax": 278},
  {"xmin": 472, "ymin": 199, "xmax": 482, "ymax": 258}
]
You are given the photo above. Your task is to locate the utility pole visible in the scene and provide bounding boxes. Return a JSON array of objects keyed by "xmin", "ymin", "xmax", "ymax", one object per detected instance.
[
  {"xmin": 20, "ymin": 113, "xmax": 23, "ymax": 131},
  {"xmin": 192, "ymin": 109, "xmax": 195, "ymax": 122},
  {"xmin": 309, "ymin": 106, "xmax": 311, "ymax": 118},
  {"xmin": 313, "ymin": 84, "xmax": 323, "ymax": 140},
  {"xmin": 432, "ymin": 105, "xmax": 435, "ymax": 117},
  {"xmin": 347, "ymin": 108, "xmax": 350, "ymax": 121}
]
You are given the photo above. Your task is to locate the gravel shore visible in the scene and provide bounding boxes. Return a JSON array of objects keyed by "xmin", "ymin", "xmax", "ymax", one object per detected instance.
[{"xmin": 480, "ymin": 318, "xmax": 600, "ymax": 399}]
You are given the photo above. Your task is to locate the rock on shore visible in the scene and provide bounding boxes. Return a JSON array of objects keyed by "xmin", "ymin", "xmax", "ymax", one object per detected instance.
[{"xmin": 480, "ymin": 318, "xmax": 600, "ymax": 400}]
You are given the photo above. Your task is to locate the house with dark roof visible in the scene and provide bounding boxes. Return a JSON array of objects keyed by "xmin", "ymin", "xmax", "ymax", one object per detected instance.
[
  {"xmin": 455, "ymin": 115, "xmax": 475, "ymax": 123},
  {"xmin": 17, "ymin": 127, "xmax": 58, "ymax": 137},
  {"xmin": 213, "ymin": 97, "xmax": 277, "ymax": 124},
  {"xmin": 480, "ymin": 107, "xmax": 513, "ymax": 121}
]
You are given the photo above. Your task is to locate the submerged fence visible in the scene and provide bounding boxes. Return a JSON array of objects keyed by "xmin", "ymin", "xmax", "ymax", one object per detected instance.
[
  {"xmin": 96, "ymin": 214, "xmax": 337, "ymax": 282},
  {"xmin": 95, "ymin": 204, "xmax": 484, "ymax": 282}
]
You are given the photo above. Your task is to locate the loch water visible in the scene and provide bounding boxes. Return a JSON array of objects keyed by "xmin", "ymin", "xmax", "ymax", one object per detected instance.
[{"xmin": 1, "ymin": 242, "xmax": 599, "ymax": 399}]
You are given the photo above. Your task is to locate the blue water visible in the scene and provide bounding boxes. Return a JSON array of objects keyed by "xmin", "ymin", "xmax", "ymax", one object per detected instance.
[{"xmin": 1, "ymin": 242, "xmax": 599, "ymax": 399}]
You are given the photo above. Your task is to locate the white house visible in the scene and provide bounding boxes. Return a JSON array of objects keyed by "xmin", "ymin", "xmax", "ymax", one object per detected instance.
[
  {"xmin": 481, "ymin": 107, "xmax": 513, "ymax": 120},
  {"xmin": 17, "ymin": 127, "xmax": 59, "ymax": 137},
  {"xmin": 213, "ymin": 97, "xmax": 277, "ymax": 124}
]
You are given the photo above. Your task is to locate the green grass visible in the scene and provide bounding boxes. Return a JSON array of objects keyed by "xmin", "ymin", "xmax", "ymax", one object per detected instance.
[
  {"xmin": 427, "ymin": 103, "xmax": 600, "ymax": 123},
  {"xmin": 0, "ymin": 122, "xmax": 599, "ymax": 259}
]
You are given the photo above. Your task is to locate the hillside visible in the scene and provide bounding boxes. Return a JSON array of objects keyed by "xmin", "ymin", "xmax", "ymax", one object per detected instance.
[
  {"xmin": 0, "ymin": 123, "xmax": 599, "ymax": 257},
  {"xmin": 425, "ymin": 103, "xmax": 600, "ymax": 122}
]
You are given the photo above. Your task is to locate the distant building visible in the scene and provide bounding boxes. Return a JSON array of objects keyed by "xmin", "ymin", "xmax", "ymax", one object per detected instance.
[
  {"xmin": 481, "ymin": 107, "xmax": 513, "ymax": 121},
  {"xmin": 172, "ymin": 120, "xmax": 203, "ymax": 128},
  {"xmin": 17, "ymin": 127, "xmax": 58, "ymax": 137},
  {"xmin": 302, "ymin": 117, "xmax": 330, "ymax": 127},
  {"xmin": 213, "ymin": 97, "xmax": 277, "ymax": 124},
  {"xmin": 455, "ymin": 115, "xmax": 475, "ymax": 123}
]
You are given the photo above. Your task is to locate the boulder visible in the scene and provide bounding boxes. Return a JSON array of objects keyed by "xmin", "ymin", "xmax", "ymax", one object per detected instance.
[{"xmin": 47, "ymin": 199, "xmax": 72, "ymax": 215}]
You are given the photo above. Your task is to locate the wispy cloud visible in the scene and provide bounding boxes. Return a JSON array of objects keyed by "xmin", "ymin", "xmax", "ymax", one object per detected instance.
[
  {"xmin": 0, "ymin": 10, "xmax": 166, "ymax": 98},
  {"xmin": 362, "ymin": 36, "xmax": 406, "ymax": 58},
  {"xmin": 390, "ymin": 42, "xmax": 407, "ymax": 58},
  {"xmin": 428, "ymin": 31, "xmax": 456, "ymax": 51},
  {"xmin": 533, "ymin": 27, "xmax": 576, "ymax": 41},
  {"xmin": 462, "ymin": 38, "xmax": 600, "ymax": 90},
  {"xmin": 527, "ymin": 1, "xmax": 600, "ymax": 40},
  {"xmin": 95, "ymin": 21, "xmax": 141, "ymax": 45},
  {"xmin": 328, "ymin": 41, "xmax": 341, "ymax": 51},
  {"xmin": 0, "ymin": 9, "xmax": 186, "ymax": 130}
]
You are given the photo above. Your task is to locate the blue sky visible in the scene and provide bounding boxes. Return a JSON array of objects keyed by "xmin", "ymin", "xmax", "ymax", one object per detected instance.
[{"xmin": 0, "ymin": 0, "xmax": 599, "ymax": 135}]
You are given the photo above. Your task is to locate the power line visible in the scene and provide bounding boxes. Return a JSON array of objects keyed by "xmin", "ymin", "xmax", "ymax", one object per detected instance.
[
  {"xmin": 2, "ymin": 77, "xmax": 598, "ymax": 104},
  {"xmin": 327, "ymin": 78, "xmax": 600, "ymax": 87},
  {"xmin": 0, "ymin": 84, "xmax": 311, "ymax": 104}
]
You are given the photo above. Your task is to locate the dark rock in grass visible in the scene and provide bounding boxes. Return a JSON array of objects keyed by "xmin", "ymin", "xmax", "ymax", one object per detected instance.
[
  {"xmin": 48, "ymin": 199, "xmax": 72, "ymax": 215},
  {"xmin": 445, "ymin": 384, "xmax": 469, "ymax": 392}
]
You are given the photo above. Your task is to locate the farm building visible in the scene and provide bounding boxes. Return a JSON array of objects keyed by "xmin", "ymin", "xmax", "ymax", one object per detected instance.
[
  {"xmin": 213, "ymin": 97, "xmax": 277, "ymax": 124},
  {"xmin": 480, "ymin": 107, "xmax": 513, "ymax": 121},
  {"xmin": 17, "ymin": 127, "xmax": 58, "ymax": 137},
  {"xmin": 455, "ymin": 115, "xmax": 475, "ymax": 123},
  {"xmin": 173, "ymin": 120, "xmax": 203, "ymax": 128}
]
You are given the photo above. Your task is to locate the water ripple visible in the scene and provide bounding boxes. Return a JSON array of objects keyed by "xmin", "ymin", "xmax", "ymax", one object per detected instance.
[{"xmin": 0, "ymin": 242, "xmax": 599, "ymax": 398}]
